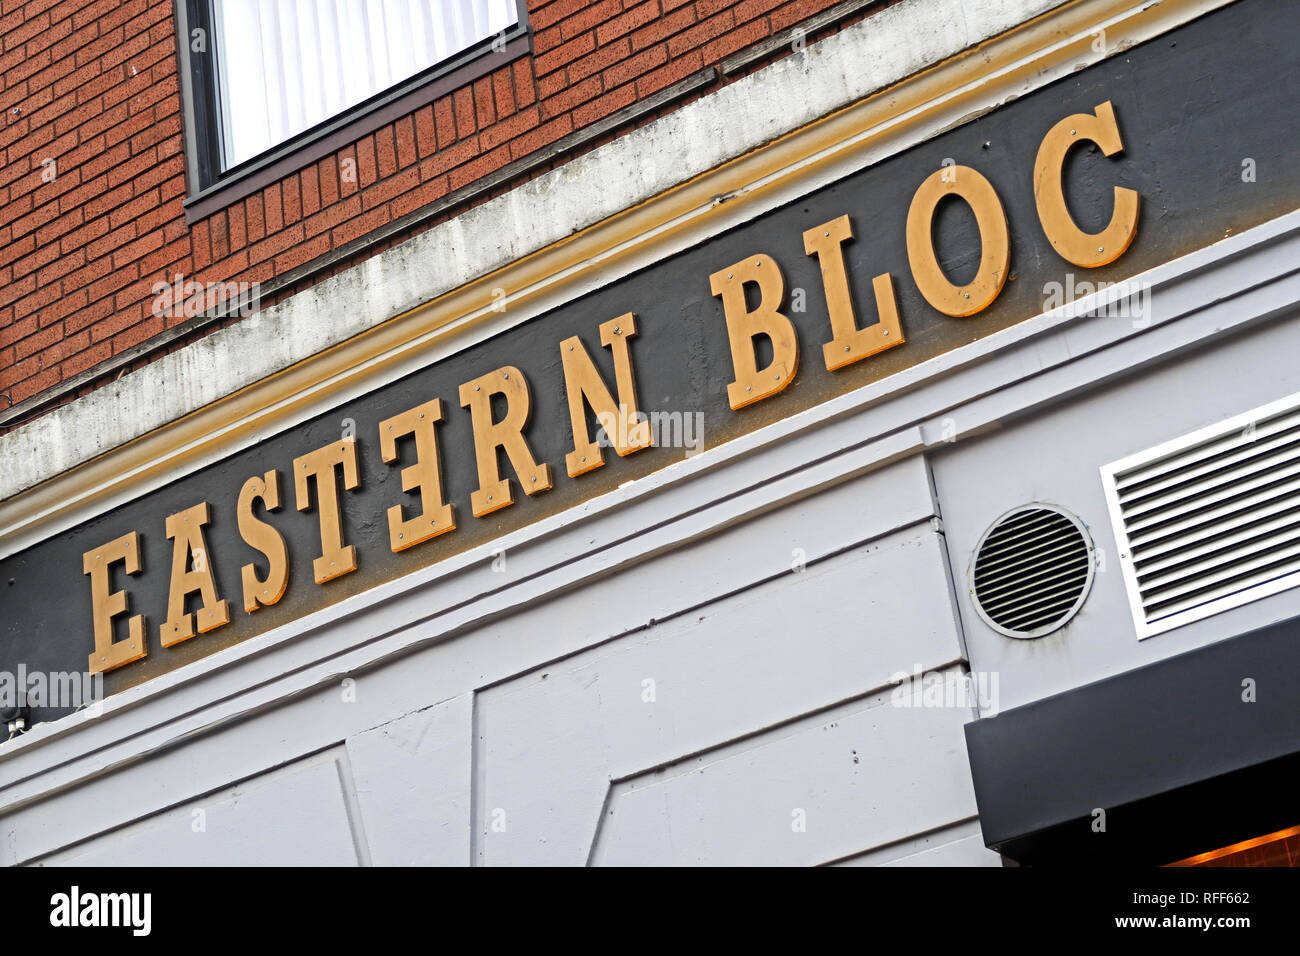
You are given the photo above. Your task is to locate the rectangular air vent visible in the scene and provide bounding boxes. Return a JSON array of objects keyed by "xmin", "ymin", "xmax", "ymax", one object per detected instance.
[{"xmin": 1101, "ymin": 392, "xmax": 1300, "ymax": 639}]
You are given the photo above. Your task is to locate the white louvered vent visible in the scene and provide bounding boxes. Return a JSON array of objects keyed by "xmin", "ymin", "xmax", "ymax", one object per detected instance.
[
  {"xmin": 1101, "ymin": 392, "xmax": 1300, "ymax": 638},
  {"xmin": 968, "ymin": 505, "xmax": 1095, "ymax": 639}
]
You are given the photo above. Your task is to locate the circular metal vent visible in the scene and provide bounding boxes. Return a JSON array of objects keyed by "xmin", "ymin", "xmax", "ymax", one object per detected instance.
[{"xmin": 969, "ymin": 504, "xmax": 1095, "ymax": 639}]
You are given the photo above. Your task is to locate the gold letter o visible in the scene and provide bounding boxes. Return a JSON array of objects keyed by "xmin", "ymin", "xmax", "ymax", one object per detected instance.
[{"xmin": 906, "ymin": 166, "xmax": 1010, "ymax": 318}]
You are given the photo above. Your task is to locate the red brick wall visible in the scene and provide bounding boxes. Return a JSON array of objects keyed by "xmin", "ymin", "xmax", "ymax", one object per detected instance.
[{"xmin": 1, "ymin": 0, "xmax": 873, "ymax": 425}]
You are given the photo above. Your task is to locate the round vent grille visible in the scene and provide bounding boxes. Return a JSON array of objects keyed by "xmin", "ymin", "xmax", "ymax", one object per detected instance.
[{"xmin": 969, "ymin": 505, "xmax": 1095, "ymax": 639}]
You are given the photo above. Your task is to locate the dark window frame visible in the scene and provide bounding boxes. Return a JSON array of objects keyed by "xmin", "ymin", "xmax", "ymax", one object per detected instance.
[{"xmin": 173, "ymin": 0, "xmax": 532, "ymax": 224}]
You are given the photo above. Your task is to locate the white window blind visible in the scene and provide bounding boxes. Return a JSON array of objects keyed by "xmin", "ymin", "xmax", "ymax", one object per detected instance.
[{"xmin": 212, "ymin": 0, "xmax": 520, "ymax": 169}]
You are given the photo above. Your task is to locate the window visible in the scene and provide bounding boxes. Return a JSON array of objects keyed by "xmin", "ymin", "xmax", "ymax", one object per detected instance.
[{"xmin": 177, "ymin": 0, "xmax": 530, "ymax": 218}]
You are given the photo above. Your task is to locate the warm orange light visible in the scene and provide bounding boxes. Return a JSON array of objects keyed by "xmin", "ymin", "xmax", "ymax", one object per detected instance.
[{"xmin": 1167, "ymin": 823, "xmax": 1300, "ymax": 867}]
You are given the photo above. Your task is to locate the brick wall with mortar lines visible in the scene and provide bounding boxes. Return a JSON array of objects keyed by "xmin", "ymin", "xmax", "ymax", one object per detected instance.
[{"xmin": 0, "ymin": 0, "xmax": 888, "ymax": 429}]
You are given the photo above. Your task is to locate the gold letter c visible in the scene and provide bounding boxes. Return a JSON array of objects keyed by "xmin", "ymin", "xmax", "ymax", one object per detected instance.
[{"xmin": 1033, "ymin": 100, "xmax": 1139, "ymax": 268}]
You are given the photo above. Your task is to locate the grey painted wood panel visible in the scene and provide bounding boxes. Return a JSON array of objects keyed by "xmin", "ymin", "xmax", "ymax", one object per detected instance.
[
  {"xmin": 346, "ymin": 694, "xmax": 474, "ymax": 866},
  {"xmin": 587, "ymin": 665, "xmax": 978, "ymax": 866},
  {"xmin": 476, "ymin": 526, "xmax": 964, "ymax": 866},
  {"xmin": 830, "ymin": 819, "xmax": 1001, "ymax": 866},
  {"xmin": 37, "ymin": 750, "xmax": 360, "ymax": 866}
]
